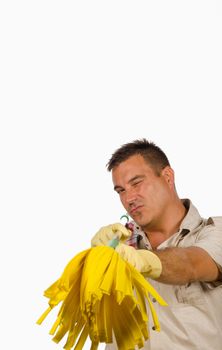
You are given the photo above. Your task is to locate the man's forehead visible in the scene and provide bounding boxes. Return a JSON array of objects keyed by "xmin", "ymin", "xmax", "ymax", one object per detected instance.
[{"xmin": 112, "ymin": 155, "xmax": 153, "ymax": 174}]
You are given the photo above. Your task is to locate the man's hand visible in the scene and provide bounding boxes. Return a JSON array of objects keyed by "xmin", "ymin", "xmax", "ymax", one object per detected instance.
[
  {"xmin": 91, "ymin": 223, "xmax": 132, "ymax": 247},
  {"xmin": 115, "ymin": 243, "xmax": 162, "ymax": 279}
]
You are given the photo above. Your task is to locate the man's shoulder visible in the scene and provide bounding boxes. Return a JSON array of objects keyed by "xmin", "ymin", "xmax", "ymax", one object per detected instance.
[
  {"xmin": 196, "ymin": 216, "xmax": 222, "ymax": 237},
  {"xmin": 206, "ymin": 216, "xmax": 222, "ymax": 229}
]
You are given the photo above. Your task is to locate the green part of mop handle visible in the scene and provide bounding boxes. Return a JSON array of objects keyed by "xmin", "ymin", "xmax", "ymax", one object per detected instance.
[
  {"xmin": 108, "ymin": 235, "xmax": 120, "ymax": 249},
  {"xmin": 108, "ymin": 214, "xmax": 129, "ymax": 249}
]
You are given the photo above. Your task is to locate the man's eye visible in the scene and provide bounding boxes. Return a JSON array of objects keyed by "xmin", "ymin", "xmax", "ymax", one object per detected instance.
[
  {"xmin": 133, "ymin": 180, "xmax": 142, "ymax": 186},
  {"xmin": 117, "ymin": 189, "xmax": 125, "ymax": 194}
]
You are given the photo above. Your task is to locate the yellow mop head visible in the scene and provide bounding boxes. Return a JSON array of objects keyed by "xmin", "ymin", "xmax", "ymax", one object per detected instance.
[{"xmin": 37, "ymin": 246, "xmax": 167, "ymax": 350}]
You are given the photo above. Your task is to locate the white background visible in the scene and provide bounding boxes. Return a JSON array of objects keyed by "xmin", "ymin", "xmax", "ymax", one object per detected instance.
[{"xmin": 0, "ymin": 1, "xmax": 222, "ymax": 349}]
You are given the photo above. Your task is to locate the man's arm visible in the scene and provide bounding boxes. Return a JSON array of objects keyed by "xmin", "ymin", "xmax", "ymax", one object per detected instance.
[
  {"xmin": 154, "ymin": 246, "xmax": 220, "ymax": 285},
  {"xmin": 115, "ymin": 243, "xmax": 220, "ymax": 285},
  {"xmin": 91, "ymin": 223, "xmax": 221, "ymax": 285}
]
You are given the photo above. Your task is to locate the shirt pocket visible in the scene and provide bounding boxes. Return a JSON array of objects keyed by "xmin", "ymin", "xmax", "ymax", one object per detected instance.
[{"xmin": 174, "ymin": 282, "xmax": 205, "ymax": 305}]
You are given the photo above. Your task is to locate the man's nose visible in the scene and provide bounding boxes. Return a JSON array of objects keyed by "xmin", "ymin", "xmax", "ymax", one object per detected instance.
[{"xmin": 124, "ymin": 188, "xmax": 137, "ymax": 205}]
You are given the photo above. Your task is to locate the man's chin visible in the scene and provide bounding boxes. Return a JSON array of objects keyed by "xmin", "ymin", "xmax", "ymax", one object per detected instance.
[
  {"xmin": 131, "ymin": 215, "xmax": 146, "ymax": 227},
  {"xmin": 131, "ymin": 214, "xmax": 150, "ymax": 228}
]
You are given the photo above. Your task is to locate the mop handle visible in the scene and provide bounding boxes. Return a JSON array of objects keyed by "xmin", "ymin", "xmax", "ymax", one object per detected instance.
[
  {"xmin": 108, "ymin": 234, "xmax": 120, "ymax": 249},
  {"xmin": 108, "ymin": 214, "xmax": 130, "ymax": 249}
]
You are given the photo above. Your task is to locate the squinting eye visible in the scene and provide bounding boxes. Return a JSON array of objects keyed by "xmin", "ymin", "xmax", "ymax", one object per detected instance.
[{"xmin": 133, "ymin": 181, "xmax": 142, "ymax": 186}]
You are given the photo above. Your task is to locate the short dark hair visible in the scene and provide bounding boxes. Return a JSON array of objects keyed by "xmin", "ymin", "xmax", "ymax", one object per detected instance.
[{"xmin": 106, "ymin": 138, "xmax": 170, "ymax": 175}]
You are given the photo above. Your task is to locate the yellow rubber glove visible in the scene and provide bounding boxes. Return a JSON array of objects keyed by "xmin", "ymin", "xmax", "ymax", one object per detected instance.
[
  {"xmin": 115, "ymin": 243, "xmax": 162, "ymax": 279},
  {"xmin": 91, "ymin": 223, "xmax": 132, "ymax": 247}
]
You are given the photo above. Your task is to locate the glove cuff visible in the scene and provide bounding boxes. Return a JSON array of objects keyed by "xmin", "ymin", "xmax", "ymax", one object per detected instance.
[{"xmin": 138, "ymin": 250, "xmax": 162, "ymax": 279}]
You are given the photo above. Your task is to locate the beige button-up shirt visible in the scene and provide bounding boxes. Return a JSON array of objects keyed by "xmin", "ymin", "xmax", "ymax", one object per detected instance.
[{"xmin": 105, "ymin": 199, "xmax": 222, "ymax": 350}]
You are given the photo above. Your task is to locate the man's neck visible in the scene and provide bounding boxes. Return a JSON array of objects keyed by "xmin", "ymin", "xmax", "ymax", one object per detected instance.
[{"xmin": 142, "ymin": 200, "xmax": 187, "ymax": 249}]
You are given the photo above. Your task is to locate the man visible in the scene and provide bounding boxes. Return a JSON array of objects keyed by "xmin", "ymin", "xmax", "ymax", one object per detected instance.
[{"xmin": 91, "ymin": 139, "xmax": 222, "ymax": 350}]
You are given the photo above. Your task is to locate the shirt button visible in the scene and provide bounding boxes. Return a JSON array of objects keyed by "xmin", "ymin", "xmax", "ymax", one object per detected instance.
[
  {"xmin": 152, "ymin": 326, "xmax": 156, "ymax": 331},
  {"xmin": 152, "ymin": 298, "xmax": 156, "ymax": 302}
]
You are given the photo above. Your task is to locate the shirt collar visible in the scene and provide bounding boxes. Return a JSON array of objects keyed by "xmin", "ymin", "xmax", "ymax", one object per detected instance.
[{"xmin": 179, "ymin": 199, "xmax": 203, "ymax": 233}]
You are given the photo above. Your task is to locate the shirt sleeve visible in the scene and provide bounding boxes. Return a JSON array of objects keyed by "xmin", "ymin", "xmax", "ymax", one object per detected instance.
[{"xmin": 192, "ymin": 217, "xmax": 222, "ymax": 282}]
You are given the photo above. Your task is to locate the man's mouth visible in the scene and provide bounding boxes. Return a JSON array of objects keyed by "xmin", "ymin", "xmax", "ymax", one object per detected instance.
[{"xmin": 130, "ymin": 205, "xmax": 143, "ymax": 214}]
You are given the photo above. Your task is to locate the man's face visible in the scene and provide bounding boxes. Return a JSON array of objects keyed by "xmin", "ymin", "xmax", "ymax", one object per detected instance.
[{"xmin": 112, "ymin": 154, "xmax": 174, "ymax": 230}]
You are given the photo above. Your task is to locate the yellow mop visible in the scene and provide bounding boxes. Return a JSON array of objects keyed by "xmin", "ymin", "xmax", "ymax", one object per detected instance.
[{"xmin": 37, "ymin": 235, "xmax": 167, "ymax": 350}]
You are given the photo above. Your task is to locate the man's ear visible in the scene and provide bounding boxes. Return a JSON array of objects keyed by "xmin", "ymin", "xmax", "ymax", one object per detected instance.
[{"xmin": 161, "ymin": 166, "xmax": 175, "ymax": 188}]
